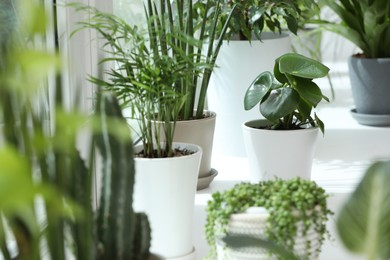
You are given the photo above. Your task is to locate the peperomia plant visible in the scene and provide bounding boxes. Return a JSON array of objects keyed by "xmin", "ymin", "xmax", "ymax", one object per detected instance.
[
  {"xmin": 244, "ymin": 53, "xmax": 329, "ymax": 133},
  {"xmin": 205, "ymin": 178, "xmax": 333, "ymax": 259}
]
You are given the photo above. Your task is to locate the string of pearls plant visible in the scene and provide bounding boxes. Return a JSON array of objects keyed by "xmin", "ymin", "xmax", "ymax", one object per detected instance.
[{"xmin": 205, "ymin": 178, "xmax": 333, "ymax": 258}]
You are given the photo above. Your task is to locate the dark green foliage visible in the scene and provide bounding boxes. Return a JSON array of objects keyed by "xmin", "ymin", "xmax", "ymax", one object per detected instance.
[{"xmin": 204, "ymin": 0, "xmax": 305, "ymax": 41}]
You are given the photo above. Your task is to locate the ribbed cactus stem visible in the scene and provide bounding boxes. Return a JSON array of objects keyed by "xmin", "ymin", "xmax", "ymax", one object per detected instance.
[
  {"xmin": 134, "ymin": 213, "xmax": 152, "ymax": 260},
  {"xmin": 95, "ymin": 92, "xmax": 150, "ymax": 260}
]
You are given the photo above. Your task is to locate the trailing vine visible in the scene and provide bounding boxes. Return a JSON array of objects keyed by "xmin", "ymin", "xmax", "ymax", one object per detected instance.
[{"xmin": 205, "ymin": 178, "xmax": 333, "ymax": 258}]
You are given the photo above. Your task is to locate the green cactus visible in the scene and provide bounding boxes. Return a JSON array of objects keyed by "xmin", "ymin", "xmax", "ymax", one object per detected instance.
[{"xmin": 94, "ymin": 92, "xmax": 151, "ymax": 260}]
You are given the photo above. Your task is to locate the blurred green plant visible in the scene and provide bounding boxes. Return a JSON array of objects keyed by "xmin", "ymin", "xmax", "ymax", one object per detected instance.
[
  {"xmin": 0, "ymin": 1, "xmax": 150, "ymax": 259},
  {"xmin": 337, "ymin": 161, "xmax": 390, "ymax": 259}
]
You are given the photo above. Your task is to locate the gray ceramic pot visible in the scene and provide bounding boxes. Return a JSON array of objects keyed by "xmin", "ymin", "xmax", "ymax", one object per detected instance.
[{"xmin": 348, "ymin": 56, "xmax": 390, "ymax": 115}]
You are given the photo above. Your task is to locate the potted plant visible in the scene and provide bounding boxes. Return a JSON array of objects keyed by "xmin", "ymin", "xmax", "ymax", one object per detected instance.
[
  {"xmin": 71, "ymin": 4, "xmax": 210, "ymax": 258},
  {"xmin": 319, "ymin": 0, "xmax": 390, "ymax": 126},
  {"xmin": 243, "ymin": 53, "xmax": 329, "ymax": 182},
  {"xmin": 0, "ymin": 2, "xmax": 151, "ymax": 259},
  {"xmin": 72, "ymin": 0, "xmax": 236, "ymax": 189},
  {"xmin": 205, "ymin": 178, "xmax": 333, "ymax": 259},
  {"xmin": 222, "ymin": 160, "xmax": 390, "ymax": 260},
  {"xmin": 206, "ymin": 0, "xmax": 307, "ymax": 157}
]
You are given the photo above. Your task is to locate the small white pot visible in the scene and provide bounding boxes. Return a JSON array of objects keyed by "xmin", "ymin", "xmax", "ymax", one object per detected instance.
[
  {"xmin": 242, "ymin": 120, "xmax": 319, "ymax": 182},
  {"xmin": 133, "ymin": 143, "xmax": 202, "ymax": 259}
]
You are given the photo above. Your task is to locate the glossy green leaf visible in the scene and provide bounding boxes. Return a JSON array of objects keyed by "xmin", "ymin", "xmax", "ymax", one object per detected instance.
[
  {"xmin": 337, "ymin": 161, "xmax": 390, "ymax": 259},
  {"xmin": 297, "ymin": 99, "xmax": 311, "ymax": 122},
  {"xmin": 278, "ymin": 53, "xmax": 330, "ymax": 79},
  {"xmin": 273, "ymin": 59, "xmax": 288, "ymax": 84},
  {"xmin": 244, "ymin": 71, "xmax": 274, "ymax": 111},
  {"xmin": 292, "ymin": 76, "xmax": 323, "ymax": 107},
  {"xmin": 260, "ymin": 88, "xmax": 300, "ymax": 122}
]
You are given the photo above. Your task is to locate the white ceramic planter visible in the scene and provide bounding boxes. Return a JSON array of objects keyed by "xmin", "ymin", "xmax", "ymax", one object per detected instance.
[
  {"xmin": 242, "ymin": 120, "xmax": 319, "ymax": 182},
  {"xmin": 133, "ymin": 143, "xmax": 202, "ymax": 259},
  {"xmin": 208, "ymin": 33, "xmax": 292, "ymax": 157},
  {"xmin": 216, "ymin": 207, "xmax": 321, "ymax": 260}
]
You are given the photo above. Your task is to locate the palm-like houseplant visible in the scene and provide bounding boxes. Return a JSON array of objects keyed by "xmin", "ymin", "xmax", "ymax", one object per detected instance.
[
  {"xmin": 72, "ymin": 0, "xmax": 236, "ymax": 190},
  {"xmin": 71, "ymin": 2, "xmax": 232, "ymax": 256},
  {"xmin": 242, "ymin": 53, "xmax": 329, "ymax": 181},
  {"xmin": 319, "ymin": 0, "xmax": 390, "ymax": 123},
  {"xmin": 72, "ymin": 3, "xmax": 204, "ymax": 158}
]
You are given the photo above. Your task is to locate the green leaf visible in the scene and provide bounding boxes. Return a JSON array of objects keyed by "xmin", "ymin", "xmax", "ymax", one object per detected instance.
[
  {"xmin": 273, "ymin": 58, "xmax": 288, "ymax": 84},
  {"xmin": 293, "ymin": 77, "xmax": 323, "ymax": 107},
  {"xmin": 284, "ymin": 15, "xmax": 298, "ymax": 35},
  {"xmin": 314, "ymin": 113, "xmax": 325, "ymax": 134},
  {"xmin": 337, "ymin": 161, "xmax": 390, "ymax": 259},
  {"xmin": 297, "ymin": 99, "xmax": 311, "ymax": 122},
  {"xmin": 260, "ymin": 88, "xmax": 299, "ymax": 122},
  {"xmin": 278, "ymin": 53, "xmax": 330, "ymax": 79},
  {"xmin": 244, "ymin": 71, "xmax": 274, "ymax": 111}
]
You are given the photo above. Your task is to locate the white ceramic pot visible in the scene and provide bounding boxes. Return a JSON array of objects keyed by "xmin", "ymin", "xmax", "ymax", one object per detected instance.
[
  {"xmin": 242, "ymin": 120, "xmax": 319, "ymax": 182},
  {"xmin": 208, "ymin": 32, "xmax": 292, "ymax": 157},
  {"xmin": 216, "ymin": 207, "xmax": 321, "ymax": 260},
  {"xmin": 133, "ymin": 143, "xmax": 202, "ymax": 259}
]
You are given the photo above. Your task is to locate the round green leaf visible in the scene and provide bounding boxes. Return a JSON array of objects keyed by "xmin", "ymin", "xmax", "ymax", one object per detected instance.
[
  {"xmin": 293, "ymin": 76, "xmax": 323, "ymax": 107},
  {"xmin": 260, "ymin": 88, "xmax": 299, "ymax": 122},
  {"xmin": 244, "ymin": 71, "xmax": 274, "ymax": 111},
  {"xmin": 278, "ymin": 53, "xmax": 330, "ymax": 79}
]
